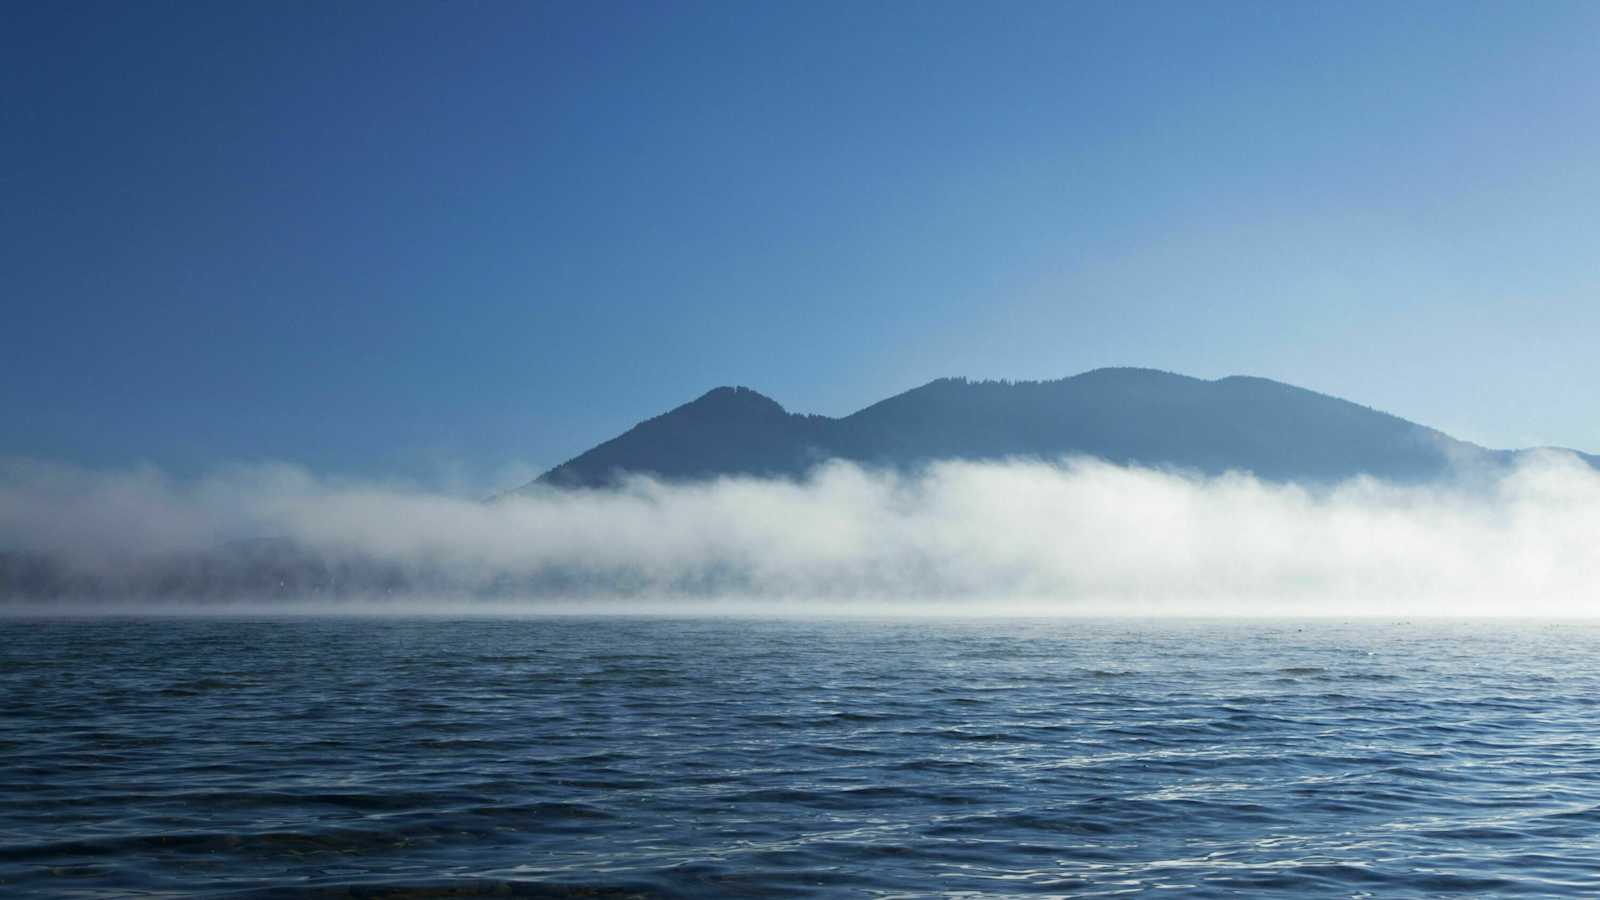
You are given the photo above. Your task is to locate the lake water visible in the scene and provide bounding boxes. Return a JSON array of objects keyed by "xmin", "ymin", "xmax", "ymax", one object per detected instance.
[{"xmin": 3, "ymin": 616, "xmax": 1600, "ymax": 897}]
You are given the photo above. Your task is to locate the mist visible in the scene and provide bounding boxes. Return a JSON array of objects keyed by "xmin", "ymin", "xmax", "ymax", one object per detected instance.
[{"xmin": 2, "ymin": 452, "xmax": 1598, "ymax": 616}]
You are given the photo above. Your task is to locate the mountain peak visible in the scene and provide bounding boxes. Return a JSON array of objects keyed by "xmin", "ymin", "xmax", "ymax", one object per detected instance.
[{"xmin": 672, "ymin": 386, "xmax": 788, "ymax": 421}]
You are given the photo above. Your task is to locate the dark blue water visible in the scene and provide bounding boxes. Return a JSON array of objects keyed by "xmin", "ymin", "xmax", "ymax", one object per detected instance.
[{"xmin": 4, "ymin": 617, "xmax": 1600, "ymax": 897}]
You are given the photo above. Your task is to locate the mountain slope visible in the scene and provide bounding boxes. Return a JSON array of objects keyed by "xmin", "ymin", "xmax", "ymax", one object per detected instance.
[{"xmin": 527, "ymin": 368, "xmax": 1588, "ymax": 489}]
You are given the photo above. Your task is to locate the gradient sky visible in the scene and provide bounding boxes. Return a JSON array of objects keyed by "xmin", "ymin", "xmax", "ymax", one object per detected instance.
[{"xmin": 6, "ymin": 0, "xmax": 1599, "ymax": 489}]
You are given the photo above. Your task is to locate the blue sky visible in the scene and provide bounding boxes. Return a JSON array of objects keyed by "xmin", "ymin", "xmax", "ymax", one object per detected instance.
[{"xmin": 6, "ymin": 0, "xmax": 1599, "ymax": 488}]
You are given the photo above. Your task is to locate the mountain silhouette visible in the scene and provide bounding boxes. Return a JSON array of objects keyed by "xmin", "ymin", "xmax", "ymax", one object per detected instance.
[{"xmin": 527, "ymin": 368, "xmax": 1597, "ymax": 490}]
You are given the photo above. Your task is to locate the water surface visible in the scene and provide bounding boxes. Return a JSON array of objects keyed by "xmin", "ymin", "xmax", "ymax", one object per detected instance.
[{"xmin": 3, "ymin": 616, "xmax": 1599, "ymax": 897}]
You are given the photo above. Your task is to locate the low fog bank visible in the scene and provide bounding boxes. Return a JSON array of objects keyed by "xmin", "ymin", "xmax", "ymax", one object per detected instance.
[{"xmin": 2, "ymin": 453, "xmax": 1598, "ymax": 616}]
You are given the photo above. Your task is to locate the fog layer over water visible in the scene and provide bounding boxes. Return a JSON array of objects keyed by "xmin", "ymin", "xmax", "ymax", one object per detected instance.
[{"xmin": 3, "ymin": 452, "xmax": 1599, "ymax": 614}]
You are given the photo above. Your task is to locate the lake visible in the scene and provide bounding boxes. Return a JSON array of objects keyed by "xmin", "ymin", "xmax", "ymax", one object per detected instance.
[{"xmin": 3, "ymin": 616, "xmax": 1599, "ymax": 897}]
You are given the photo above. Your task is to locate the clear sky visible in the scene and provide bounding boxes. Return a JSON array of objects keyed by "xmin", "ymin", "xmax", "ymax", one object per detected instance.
[{"xmin": 6, "ymin": 0, "xmax": 1599, "ymax": 488}]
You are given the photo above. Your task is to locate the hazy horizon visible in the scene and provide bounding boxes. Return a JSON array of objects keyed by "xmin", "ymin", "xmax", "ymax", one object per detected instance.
[{"xmin": 6, "ymin": 449, "xmax": 1597, "ymax": 617}]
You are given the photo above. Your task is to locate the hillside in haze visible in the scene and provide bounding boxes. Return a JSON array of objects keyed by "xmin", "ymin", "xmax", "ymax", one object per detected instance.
[{"xmin": 529, "ymin": 368, "xmax": 1597, "ymax": 489}]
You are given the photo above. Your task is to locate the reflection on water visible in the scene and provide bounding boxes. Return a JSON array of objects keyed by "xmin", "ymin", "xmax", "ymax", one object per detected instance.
[{"xmin": 3, "ymin": 616, "xmax": 1600, "ymax": 897}]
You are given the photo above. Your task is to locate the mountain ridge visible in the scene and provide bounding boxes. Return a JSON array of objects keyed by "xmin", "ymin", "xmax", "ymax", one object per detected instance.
[{"xmin": 525, "ymin": 368, "xmax": 1595, "ymax": 490}]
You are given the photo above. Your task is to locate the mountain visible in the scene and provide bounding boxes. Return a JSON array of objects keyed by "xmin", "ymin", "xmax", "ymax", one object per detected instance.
[{"xmin": 527, "ymin": 368, "xmax": 1597, "ymax": 489}]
